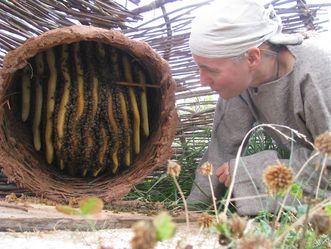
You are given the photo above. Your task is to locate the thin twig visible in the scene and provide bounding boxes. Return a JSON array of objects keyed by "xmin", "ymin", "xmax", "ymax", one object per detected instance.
[
  {"xmin": 228, "ymin": 193, "xmax": 269, "ymax": 202},
  {"xmin": 207, "ymin": 175, "xmax": 219, "ymax": 223},
  {"xmin": 315, "ymin": 154, "xmax": 328, "ymax": 198},
  {"xmin": 172, "ymin": 175, "xmax": 190, "ymax": 232},
  {"xmin": 115, "ymin": 81, "xmax": 161, "ymax": 88},
  {"xmin": 131, "ymin": 0, "xmax": 179, "ymax": 15}
]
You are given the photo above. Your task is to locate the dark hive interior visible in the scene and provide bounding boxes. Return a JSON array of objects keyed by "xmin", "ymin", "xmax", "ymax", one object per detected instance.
[{"xmin": 7, "ymin": 41, "xmax": 161, "ymax": 178}]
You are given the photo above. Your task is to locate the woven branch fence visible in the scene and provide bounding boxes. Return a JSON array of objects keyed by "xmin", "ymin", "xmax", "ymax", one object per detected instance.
[{"xmin": 0, "ymin": 0, "xmax": 330, "ymax": 196}]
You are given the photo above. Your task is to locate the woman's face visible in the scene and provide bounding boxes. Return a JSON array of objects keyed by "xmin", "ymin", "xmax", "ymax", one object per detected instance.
[{"xmin": 193, "ymin": 54, "xmax": 254, "ymax": 99}]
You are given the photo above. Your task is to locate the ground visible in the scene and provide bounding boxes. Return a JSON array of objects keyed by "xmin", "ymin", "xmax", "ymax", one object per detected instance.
[{"xmin": 0, "ymin": 196, "xmax": 218, "ymax": 249}]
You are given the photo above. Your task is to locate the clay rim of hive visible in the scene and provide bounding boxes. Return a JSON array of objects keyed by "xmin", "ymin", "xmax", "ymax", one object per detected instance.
[{"xmin": 0, "ymin": 25, "xmax": 178, "ymax": 202}]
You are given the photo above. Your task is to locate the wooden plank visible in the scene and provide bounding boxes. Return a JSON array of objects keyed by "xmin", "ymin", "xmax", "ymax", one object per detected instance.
[{"xmin": 0, "ymin": 203, "xmax": 199, "ymax": 232}]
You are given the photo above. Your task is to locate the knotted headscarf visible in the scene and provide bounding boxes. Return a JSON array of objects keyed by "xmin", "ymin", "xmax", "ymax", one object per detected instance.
[{"xmin": 189, "ymin": 0, "xmax": 303, "ymax": 58}]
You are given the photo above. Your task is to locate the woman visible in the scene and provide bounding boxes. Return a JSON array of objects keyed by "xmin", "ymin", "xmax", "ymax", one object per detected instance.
[{"xmin": 187, "ymin": 0, "xmax": 331, "ymax": 215}]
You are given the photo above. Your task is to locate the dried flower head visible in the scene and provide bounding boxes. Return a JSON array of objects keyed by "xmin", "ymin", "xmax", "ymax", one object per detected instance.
[
  {"xmin": 237, "ymin": 235, "xmax": 273, "ymax": 249},
  {"xmin": 218, "ymin": 212, "xmax": 228, "ymax": 224},
  {"xmin": 230, "ymin": 214, "xmax": 247, "ymax": 239},
  {"xmin": 200, "ymin": 161, "xmax": 213, "ymax": 176},
  {"xmin": 5, "ymin": 193, "xmax": 18, "ymax": 203},
  {"xmin": 167, "ymin": 160, "xmax": 181, "ymax": 177},
  {"xmin": 314, "ymin": 131, "xmax": 331, "ymax": 154},
  {"xmin": 219, "ymin": 234, "xmax": 231, "ymax": 246},
  {"xmin": 309, "ymin": 211, "xmax": 331, "ymax": 236},
  {"xmin": 198, "ymin": 212, "xmax": 214, "ymax": 229},
  {"xmin": 263, "ymin": 161, "xmax": 293, "ymax": 194},
  {"xmin": 131, "ymin": 221, "xmax": 156, "ymax": 249}
]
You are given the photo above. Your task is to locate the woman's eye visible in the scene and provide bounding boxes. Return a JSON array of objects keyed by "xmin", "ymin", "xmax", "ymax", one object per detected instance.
[{"xmin": 209, "ymin": 69, "xmax": 219, "ymax": 74}]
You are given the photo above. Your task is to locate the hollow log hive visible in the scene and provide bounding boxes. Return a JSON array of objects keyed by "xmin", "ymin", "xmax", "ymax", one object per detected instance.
[
  {"xmin": 20, "ymin": 41, "xmax": 152, "ymax": 177},
  {"xmin": 0, "ymin": 25, "xmax": 178, "ymax": 202}
]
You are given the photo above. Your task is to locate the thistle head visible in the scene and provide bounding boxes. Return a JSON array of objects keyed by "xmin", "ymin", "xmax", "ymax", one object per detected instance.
[
  {"xmin": 167, "ymin": 160, "xmax": 181, "ymax": 177},
  {"xmin": 309, "ymin": 210, "xmax": 331, "ymax": 236},
  {"xmin": 263, "ymin": 161, "xmax": 293, "ymax": 194},
  {"xmin": 237, "ymin": 234, "xmax": 273, "ymax": 249},
  {"xmin": 230, "ymin": 214, "xmax": 248, "ymax": 239},
  {"xmin": 198, "ymin": 212, "xmax": 214, "ymax": 229},
  {"xmin": 200, "ymin": 161, "xmax": 213, "ymax": 176},
  {"xmin": 131, "ymin": 221, "xmax": 156, "ymax": 249},
  {"xmin": 314, "ymin": 131, "xmax": 331, "ymax": 155}
]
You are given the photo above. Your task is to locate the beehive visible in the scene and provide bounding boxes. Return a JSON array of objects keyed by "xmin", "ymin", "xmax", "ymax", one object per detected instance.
[{"xmin": 0, "ymin": 25, "xmax": 177, "ymax": 202}]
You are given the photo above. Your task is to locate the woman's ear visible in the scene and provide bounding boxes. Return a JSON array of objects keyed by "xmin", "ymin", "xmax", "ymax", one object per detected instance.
[{"xmin": 246, "ymin": 47, "xmax": 261, "ymax": 69}]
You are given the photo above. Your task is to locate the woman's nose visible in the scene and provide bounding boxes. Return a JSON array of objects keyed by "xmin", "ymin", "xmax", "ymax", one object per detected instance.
[
  {"xmin": 199, "ymin": 70, "xmax": 211, "ymax": 86},
  {"xmin": 200, "ymin": 80, "xmax": 211, "ymax": 87}
]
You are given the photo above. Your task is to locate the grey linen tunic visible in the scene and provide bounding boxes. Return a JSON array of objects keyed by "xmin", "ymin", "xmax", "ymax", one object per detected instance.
[{"xmin": 187, "ymin": 36, "xmax": 331, "ymax": 216}]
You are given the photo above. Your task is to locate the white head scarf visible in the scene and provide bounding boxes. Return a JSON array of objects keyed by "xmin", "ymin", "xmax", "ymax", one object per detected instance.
[{"xmin": 189, "ymin": 0, "xmax": 303, "ymax": 58}]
